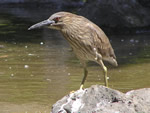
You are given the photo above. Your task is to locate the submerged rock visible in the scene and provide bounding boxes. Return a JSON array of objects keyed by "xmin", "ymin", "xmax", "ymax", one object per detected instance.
[{"xmin": 51, "ymin": 85, "xmax": 150, "ymax": 113}]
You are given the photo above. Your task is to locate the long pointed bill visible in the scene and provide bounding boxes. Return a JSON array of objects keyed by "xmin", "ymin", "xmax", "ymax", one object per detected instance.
[{"xmin": 28, "ymin": 19, "xmax": 55, "ymax": 30}]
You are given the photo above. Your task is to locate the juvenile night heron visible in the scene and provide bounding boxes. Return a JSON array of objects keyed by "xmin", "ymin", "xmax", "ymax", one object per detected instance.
[{"xmin": 28, "ymin": 12, "xmax": 118, "ymax": 89}]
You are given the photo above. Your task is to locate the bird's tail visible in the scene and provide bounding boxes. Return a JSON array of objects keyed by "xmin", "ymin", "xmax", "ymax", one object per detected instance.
[{"xmin": 103, "ymin": 57, "xmax": 118, "ymax": 67}]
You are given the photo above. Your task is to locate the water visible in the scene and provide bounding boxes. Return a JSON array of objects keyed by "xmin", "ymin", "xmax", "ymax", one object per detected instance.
[{"xmin": 0, "ymin": 5, "xmax": 150, "ymax": 113}]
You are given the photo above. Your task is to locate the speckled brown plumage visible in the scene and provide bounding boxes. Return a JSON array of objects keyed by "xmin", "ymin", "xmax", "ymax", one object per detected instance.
[{"xmin": 28, "ymin": 12, "xmax": 118, "ymax": 89}]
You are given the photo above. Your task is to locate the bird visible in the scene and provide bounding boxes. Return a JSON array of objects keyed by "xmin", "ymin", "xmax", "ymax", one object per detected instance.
[{"xmin": 28, "ymin": 12, "xmax": 118, "ymax": 90}]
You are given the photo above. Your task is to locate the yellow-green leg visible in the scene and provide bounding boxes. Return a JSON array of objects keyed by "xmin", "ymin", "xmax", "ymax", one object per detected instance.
[
  {"xmin": 99, "ymin": 60, "xmax": 108, "ymax": 87},
  {"xmin": 80, "ymin": 62, "xmax": 88, "ymax": 90}
]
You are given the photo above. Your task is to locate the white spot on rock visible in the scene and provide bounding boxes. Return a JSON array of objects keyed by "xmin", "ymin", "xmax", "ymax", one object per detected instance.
[{"xmin": 71, "ymin": 98, "xmax": 82, "ymax": 112}]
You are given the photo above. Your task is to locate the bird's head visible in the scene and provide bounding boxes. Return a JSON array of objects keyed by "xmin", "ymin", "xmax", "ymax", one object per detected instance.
[{"xmin": 28, "ymin": 12, "xmax": 74, "ymax": 31}]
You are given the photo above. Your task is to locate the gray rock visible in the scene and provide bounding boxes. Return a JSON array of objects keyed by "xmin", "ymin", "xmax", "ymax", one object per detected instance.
[
  {"xmin": 126, "ymin": 88, "xmax": 150, "ymax": 113},
  {"xmin": 81, "ymin": 0, "xmax": 150, "ymax": 27},
  {"xmin": 51, "ymin": 85, "xmax": 150, "ymax": 113}
]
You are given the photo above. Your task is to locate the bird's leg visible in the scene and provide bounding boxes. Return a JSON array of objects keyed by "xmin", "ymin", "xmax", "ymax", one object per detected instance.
[
  {"xmin": 98, "ymin": 60, "xmax": 108, "ymax": 87},
  {"xmin": 93, "ymin": 49, "xmax": 108, "ymax": 87},
  {"xmin": 80, "ymin": 62, "xmax": 88, "ymax": 90},
  {"xmin": 93, "ymin": 48, "xmax": 102, "ymax": 60}
]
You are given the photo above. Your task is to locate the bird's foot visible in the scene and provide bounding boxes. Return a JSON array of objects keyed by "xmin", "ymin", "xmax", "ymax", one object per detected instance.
[
  {"xmin": 79, "ymin": 84, "xmax": 84, "ymax": 90},
  {"xmin": 69, "ymin": 85, "xmax": 84, "ymax": 94},
  {"xmin": 69, "ymin": 90, "xmax": 75, "ymax": 94}
]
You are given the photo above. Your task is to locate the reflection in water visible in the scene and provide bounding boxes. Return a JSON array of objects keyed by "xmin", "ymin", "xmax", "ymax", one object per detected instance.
[{"xmin": 0, "ymin": 7, "xmax": 150, "ymax": 113}]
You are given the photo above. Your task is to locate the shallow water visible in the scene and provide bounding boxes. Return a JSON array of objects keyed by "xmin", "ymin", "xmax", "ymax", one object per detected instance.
[{"xmin": 0, "ymin": 5, "xmax": 150, "ymax": 113}]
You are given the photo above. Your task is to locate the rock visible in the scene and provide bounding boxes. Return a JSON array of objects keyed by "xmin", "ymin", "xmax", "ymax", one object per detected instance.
[
  {"xmin": 1, "ymin": 0, "xmax": 150, "ymax": 29},
  {"xmin": 50, "ymin": 85, "xmax": 150, "ymax": 113},
  {"xmin": 126, "ymin": 88, "xmax": 150, "ymax": 112},
  {"xmin": 81, "ymin": 0, "xmax": 150, "ymax": 27}
]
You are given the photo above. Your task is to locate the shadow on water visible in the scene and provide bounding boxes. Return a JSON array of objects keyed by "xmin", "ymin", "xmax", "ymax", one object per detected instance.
[{"xmin": 0, "ymin": 4, "xmax": 150, "ymax": 113}]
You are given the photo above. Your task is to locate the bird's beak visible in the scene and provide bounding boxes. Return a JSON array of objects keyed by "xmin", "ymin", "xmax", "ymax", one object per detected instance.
[{"xmin": 28, "ymin": 19, "xmax": 55, "ymax": 30}]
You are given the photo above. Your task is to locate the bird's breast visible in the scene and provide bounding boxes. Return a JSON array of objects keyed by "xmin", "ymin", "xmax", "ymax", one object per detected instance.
[{"xmin": 61, "ymin": 30, "xmax": 95, "ymax": 61}]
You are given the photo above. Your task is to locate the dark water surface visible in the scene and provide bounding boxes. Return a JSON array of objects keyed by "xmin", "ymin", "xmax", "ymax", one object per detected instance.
[{"xmin": 0, "ymin": 5, "xmax": 150, "ymax": 113}]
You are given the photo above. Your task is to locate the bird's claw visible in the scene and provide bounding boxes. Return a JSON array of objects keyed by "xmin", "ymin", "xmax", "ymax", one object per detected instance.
[
  {"xmin": 79, "ymin": 84, "xmax": 84, "ymax": 90},
  {"xmin": 69, "ymin": 90, "xmax": 75, "ymax": 94}
]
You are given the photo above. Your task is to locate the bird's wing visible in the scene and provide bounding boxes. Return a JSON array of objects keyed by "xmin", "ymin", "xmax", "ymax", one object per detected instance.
[{"xmin": 86, "ymin": 23, "xmax": 116, "ymax": 60}]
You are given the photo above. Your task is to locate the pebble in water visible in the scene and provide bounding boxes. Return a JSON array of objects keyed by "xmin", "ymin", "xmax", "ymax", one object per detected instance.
[
  {"xmin": 135, "ymin": 40, "xmax": 139, "ymax": 43},
  {"xmin": 121, "ymin": 39, "xmax": 124, "ymax": 42},
  {"xmin": 130, "ymin": 39, "xmax": 134, "ymax": 43},
  {"xmin": 11, "ymin": 74, "xmax": 14, "ymax": 77},
  {"xmin": 46, "ymin": 79, "xmax": 51, "ymax": 82},
  {"xmin": 24, "ymin": 65, "xmax": 29, "ymax": 69},
  {"xmin": 129, "ymin": 52, "xmax": 132, "ymax": 55},
  {"xmin": 28, "ymin": 53, "xmax": 34, "ymax": 56},
  {"xmin": 40, "ymin": 42, "xmax": 44, "ymax": 45},
  {"xmin": 25, "ymin": 46, "xmax": 28, "ymax": 48}
]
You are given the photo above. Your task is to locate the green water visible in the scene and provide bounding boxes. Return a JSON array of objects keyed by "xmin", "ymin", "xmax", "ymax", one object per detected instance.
[{"xmin": 0, "ymin": 9, "xmax": 150, "ymax": 113}]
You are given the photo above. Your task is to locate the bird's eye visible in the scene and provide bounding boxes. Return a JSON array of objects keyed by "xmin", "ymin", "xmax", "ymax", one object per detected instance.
[{"xmin": 54, "ymin": 17, "xmax": 60, "ymax": 23}]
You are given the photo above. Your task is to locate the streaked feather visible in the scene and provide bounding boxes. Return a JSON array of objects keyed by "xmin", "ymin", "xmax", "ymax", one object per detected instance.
[{"xmin": 61, "ymin": 13, "xmax": 117, "ymax": 66}]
